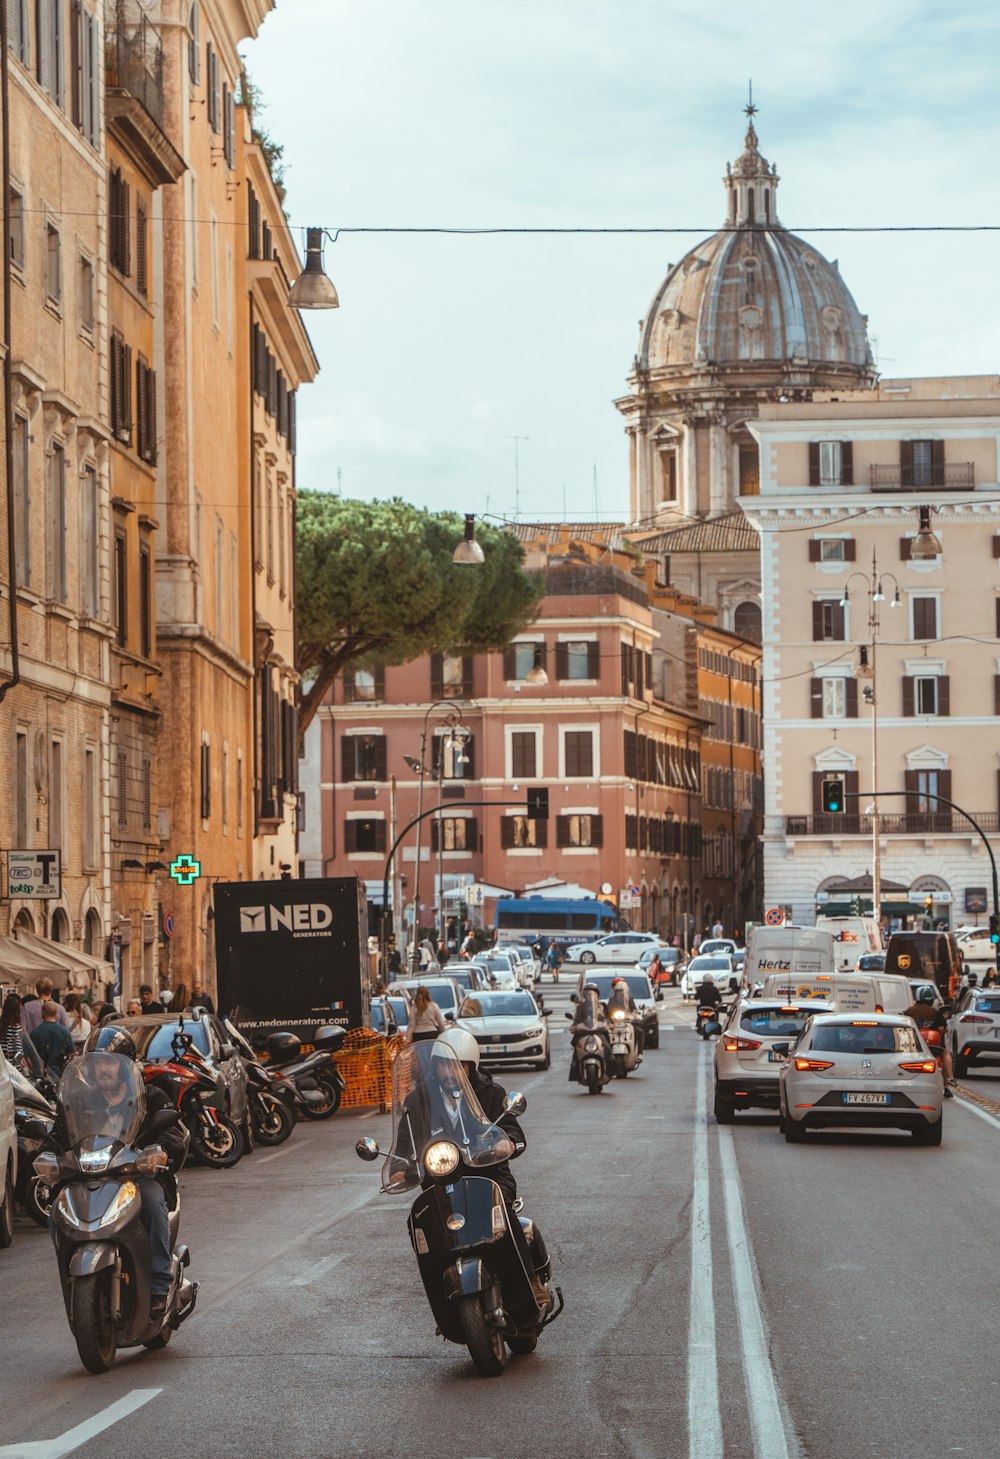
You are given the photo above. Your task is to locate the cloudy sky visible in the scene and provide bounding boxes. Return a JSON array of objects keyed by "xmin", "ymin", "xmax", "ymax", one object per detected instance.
[{"xmin": 243, "ymin": 0, "xmax": 1000, "ymax": 523}]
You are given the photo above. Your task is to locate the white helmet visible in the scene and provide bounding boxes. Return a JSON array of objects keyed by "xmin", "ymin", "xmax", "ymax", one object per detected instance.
[{"xmin": 432, "ymin": 1027, "xmax": 481, "ymax": 1069}]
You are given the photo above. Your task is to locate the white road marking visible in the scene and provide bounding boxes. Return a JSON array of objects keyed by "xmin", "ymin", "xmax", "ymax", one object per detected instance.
[
  {"xmin": 688, "ymin": 1044, "xmax": 723, "ymax": 1459},
  {"xmin": 0, "ymin": 1390, "xmax": 161, "ymax": 1459},
  {"xmin": 253, "ymin": 1142, "xmax": 299, "ymax": 1165},
  {"xmin": 954, "ymin": 1094, "xmax": 1000, "ymax": 1133},
  {"xmin": 289, "ymin": 1252, "xmax": 347, "ymax": 1286},
  {"xmin": 719, "ymin": 1127, "xmax": 796, "ymax": 1459}
]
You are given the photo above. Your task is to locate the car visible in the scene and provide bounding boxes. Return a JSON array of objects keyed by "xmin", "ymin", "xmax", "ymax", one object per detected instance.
[
  {"xmin": 956, "ymin": 926, "xmax": 999, "ymax": 965},
  {"xmin": 635, "ymin": 945, "xmax": 686, "ymax": 985},
  {"xmin": 698, "ymin": 938, "xmax": 739, "ymax": 958},
  {"xmin": 947, "ymin": 987, "xmax": 1000, "ymax": 1076},
  {"xmin": 855, "ymin": 952, "xmax": 886, "ymax": 973},
  {"xmin": 437, "ymin": 962, "xmax": 489, "ymax": 995},
  {"xmin": 906, "ymin": 980, "xmax": 943, "ymax": 1009},
  {"xmin": 778, "ymin": 1012, "xmax": 943, "ymax": 1144},
  {"xmin": 370, "ymin": 994, "xmax": 411, "ymax": 1039},
  {"xmin": 681, "ymin": 954, "xmax": 738, "ymax": 1001},
  {"xmin": 508, "ymin": 941, "xmax": 543, "ymax": 980},
  {"xmin": 471, "ymin": 953, "xmax": 519, "ymax": 990},
  {"xmin": 455, "ymin": 989, "xmax": 552, "ymax": 1069},
  {"xmin": 107, "ymin": 1010, "xmax": 249, "ymax": 1131},
  {"xmin": 0, "ymin": 1049, "xmax": 16, "ymax": 1248},
  {"xmin": 505, "ymin": 946, "xmax": 536, "ymax": 989},
  {"xmin": 565, "ymin": 932, "xmax": 668, "ymax": 965},
  {"xmin": 713, "ymin": 998, "xmax": 834, "ymax": 1121},
  {"xmin": 386, "ymin": 976, "xmax": 465, "ymax": 1020},
  {"xmin": 572, "ymin": 970, "xmax": 663, "ymax": 1048}
]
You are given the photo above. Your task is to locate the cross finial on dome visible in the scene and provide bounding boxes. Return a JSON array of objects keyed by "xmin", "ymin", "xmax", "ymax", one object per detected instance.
[{"xmin": 744, "ymin": 79, "xmax": 757, "ymax": 122}]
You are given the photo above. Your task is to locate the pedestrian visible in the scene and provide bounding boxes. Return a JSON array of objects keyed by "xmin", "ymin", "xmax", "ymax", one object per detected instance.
[
  {"xmin": 647, "ymin": 952, "xmax": 663, "ymax": 985},
  {"xmin": 62, "ymin": 992, "xmax": 92, "ymax": 1049},
  {"xmin": 408, "ymin": 986, "xmax": 446, "ymax": 1043},
  {"xmin": 139, "ymin": 983, "xmax": 165, "ymax": 1014},
  {"xmin": 21, "ymin": 977, "xmax": 71, "ymax": 1036},
  {"xmin": 126, "ymin": 998, "xmax": 143, "ymax": 1016},
  {"xmin": 546, "ymin": 944, "xmax": 562, "ymax": 983},
  {"xmin": 0, "ymin": 992, "xmax": 42, "ymax": 1076},
  {"xmin": 459, "ymin": 930, "xmax": 476, "ymax": 960},
  {"xmin": 388, "ymin": 944, "xmax": 402, "ymax": 976},
  {"xmin": 168, "ymin": 983, "xmax": 190, "ymax": 1013},
  {"xmin": 28, "ymin": 1001, "xmax": 76, "ymax": 1079},
  {"xmin": 94, "ymin": 1001, "xmax": 119, "ymax": 1024},
  {"xmin": 190, "ymin": 980, "xmax": 215, "ymax": 1013}
]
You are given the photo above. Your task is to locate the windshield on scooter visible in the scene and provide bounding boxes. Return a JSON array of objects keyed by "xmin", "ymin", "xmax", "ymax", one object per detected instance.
[
  {"xmin": 606, "ymin": 986, "xmax": 634, "ymax": 1021},
  {"xmin": 572, "ymin": 986, "xmax": 607, "ymax": 1031},
  {"xmin": 382, "ymin": 1040, "xmax": 513, "ymax": 1194},
  {"xmin": 58, "ymin": 1053, "xmax": 146, "ymax": 1152}
]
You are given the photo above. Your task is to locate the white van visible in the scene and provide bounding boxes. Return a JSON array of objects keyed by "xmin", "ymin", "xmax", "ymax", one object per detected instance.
[
  {"xmin": 757, "ymin": 970, "xmax": 911, "ymax": 1015},
  {"xmin": 815, "ymin": 915, "xmax": 883, "ymax": 973},
  {"xmin": 743, "ymin": 925, "xmax": 838, "ymax": 990},
  {"xmin": 0, "ymin": 1049, "xmax": 17, "ymax": 1248}
]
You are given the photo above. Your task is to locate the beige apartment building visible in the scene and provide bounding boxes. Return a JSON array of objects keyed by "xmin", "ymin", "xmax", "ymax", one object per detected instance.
[{"xmin": 743, "ymin": 378, "xmax": 1000, "ymax": 930}]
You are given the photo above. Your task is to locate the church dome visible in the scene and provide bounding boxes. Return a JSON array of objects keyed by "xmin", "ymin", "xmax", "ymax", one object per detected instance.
[{"xmin": 637, "ymin": 122, "xmax": 875, "ymax": 384}]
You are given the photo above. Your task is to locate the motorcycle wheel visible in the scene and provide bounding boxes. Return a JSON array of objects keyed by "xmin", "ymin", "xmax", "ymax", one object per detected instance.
[
  {"xmin": 242, "ymin": 1109, "xmax": 256, "ymax": 1155},
  {"xmin": 585, "ymin": 1063, "xmax": 601, "ymax": 1095},
  {"xmin": 193, "ymin": 1112, "xmax": 244, "ymax": 1168},
  {"xmin": 24, "ymin": 1176, "xmax": 52, "ymax": 1228},
  {"xmin": 614, "ymin": 1057, "xmax": 628, "ymax": 1079},
  {"xmin": 298, "ymin": 1076, "xmax": 342, "ymax": 1121},
  {"xmin": 71, "ymin": 1270, "xmax": 118, "ymax": 1373},
  {"xmin": 252, "ymin": 1093, "xmax": 294, "ymax": 1146},
  {"xmin": 457, "ymin": 1293, "xmax": 507, "ymax": 1377},
  {"xmin": 507, "ymin": 1331, "xmax": 538, "ymax": 1355},
  {"xmin": 0, "ymin": 1167, "xmax": 13, "ymax": 1247}
]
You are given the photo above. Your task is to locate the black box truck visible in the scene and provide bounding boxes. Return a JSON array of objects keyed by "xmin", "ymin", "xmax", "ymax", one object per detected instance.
[{"xmin": 213, "ymin": 877, "xmax": 370, "ymax": 1045}]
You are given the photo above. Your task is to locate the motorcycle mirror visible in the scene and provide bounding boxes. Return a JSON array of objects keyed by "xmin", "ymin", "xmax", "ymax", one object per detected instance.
[
  {"xmin": 503, "ymin": 1091, "xmax": 527, "ymax": 1117},
  {"xmin": 219, "ymin": 1043, "xmax": 237, "ymax": 1060},
  {"xmin": 443, "ymin": 1011, "xmax": 455, "ymax": 1021},
  {"xmin": 19, "ymin": 1116, "xmax": 49, "ymax": 1141},
  {"xmin": 540, "ymin": 1008, "xmax": 552, "ymax": 1017},
  {"xmin": 568, "ymin": 993, "xmax": 577, "ymax": 1003},
  {"xmin": 564, "ymin": 1010, "xmax": 573, "ymax": 1019},
  {"xmin": 355, "ymin": 1136, "xmax": 381, "ymax": 1162}
]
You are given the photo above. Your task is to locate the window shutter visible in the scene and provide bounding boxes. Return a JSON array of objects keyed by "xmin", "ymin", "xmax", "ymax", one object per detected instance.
[
  {"xmin": 123, "ymin": 344, "xmax": 132, "ymax": 443},
  {"xmin": 121, "ymin": 181, "xmax": 131, "ymax": 276},
  {"xmin": 938, "ymin": 770, "xmax": 952, "ymax": 809},
  {"xmin": 341, "ymin": 737, "xmax": 353, "ymax": 782},
  {"xmin": 36, "ymin": 0, "xmax": 52, "ymax": 93},
  {"xmin": 373, "ymin": 666, "xmax": 385, "ymax": 700},
  {"xmin": 937, "ymin": 676, "xmax": 950, "ymax": 716},
  {"xmin": 343, "ymin": 819, "xmax": 356, "ymax": 853},
  {"xmin": 843, "ymin": 539, "xmax": 856, "ymax": 562},
  {"xmin": 903, "ymin": 770, "xmax": 918, "ymax": 813},
  {"xmin": 900, "ymin": 440, "xmax": 914, "ymax": 486},
  {"xmin": 993, "ymin": 536, "xmax": 1000, "ymax": 559},
  {"xmin": 995, "ymin": 676, "xmax": 1000, "ymax": 715},
  {"xmin": 590, "ymin": 814, "xmax": 604, "ymax": 848},
  {"xmin": 845, "ymin": 678, "xmax": 858, "ymax": 718},
  {"xmin": 430, "ymin": 654, "xmax": 443, "ymax": 699},
  {"xmin": 931, "ymin": 439, "xmax": 945, "ymax": 476},
  {"xmin": 845, "ymin": 771, "xmax": 859, "ymax": 812},
  {"xmin": 621, "ymin": 644, "xmax": 629, "ymax": 695},
  {"xmin": 70, "ymin": 0, "xmax": 81, "ymax": 124},
  {"xmin": 430, "ymin": 820, "xmax": 439, "ymax": 852},
  {"xmin": 466, "ymin": 817, "xmax": 479, "ymax": 850},
  {"xmin": 587, "ymin": 641, "xmax": 600, "ymax": 679},
  {"xmin": 556, "ymin": 815, "xmax": 570, "ymax": 848},
  {"xmin": 811, "ymin": 771, "xmax": 824, "ymax": 817},
  {"xmin": 635, "ymin": 651, "xmax": 644, "ymax": 697},
  {"xmin": 342, "ymin": 671, "xmax": 355, "ymax": 703},
  {"xmin": 841, "ymin": 442, "xmax": 854, "ymax": 486},
  {"xmin": 136, "ymin": 206, "xmax": 147, "ymax": 296},
  {"xmin": 146, "ymin": 364, "xmax": 156, "ymax": 463},
  {"xmin": 902, "ymin": 676, "xmax": 914, "ymax": 717},
  {"xmin": 808, "ymin": 442, "xmax": 820, "ymax": 487},
  {"xmin": 374, "ymin": 736, "xmax": 387, "ymax": 780},
  {"xmin": 500, "ymin": 817, "xmax": 514, "ymax": 849},
  {"xmin": 808, "ymin": 540, "xmax": 822, "ymax": 562},
  {"xmin": 899, "ymin": 536, "xmax": 912, "ymax": 562},
  {"xmin": 555, "ymin": 643, "xmax": 568, "ymax": 680},
  {"xmin": 462, "ymin": 736, "xmax": 475, "ymax": 779},
  {"xmin": 461, "ymin": 656, "xmax": 474, "ymax": 696},
  {"xmin": 503, "ymin": 646, "xmax": 516, "ymax": 680},
  {"xmin": 135, "ymin": 357, "xmax": 145, "ymax": 458},
  {"xmin": 535, "ymin": 819, "xmax": 548, "ymax": 848},
  {"xmin": 811, "ymin": 602, "xmax": 823, "ymax": 641}
]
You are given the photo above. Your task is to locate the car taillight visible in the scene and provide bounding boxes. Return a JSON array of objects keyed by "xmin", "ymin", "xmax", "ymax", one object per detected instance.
[
  {"xmin": 898, "ymin": 1060, "xmax": 938, "ymax": 1074},
  {"xmin": 794, "ymin": 1057, "xmax": 834, "ymax": 1071},
  {"xmin": 960, "ymin": 1014, "xmax": 991, "ymax": 1024},
  {"xmin": 723, "ymin": 1037, "xmax": 762, "ymax": 1052}
]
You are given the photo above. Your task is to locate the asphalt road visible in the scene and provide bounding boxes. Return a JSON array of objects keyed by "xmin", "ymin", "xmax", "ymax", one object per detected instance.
[{"xmin": 4, "ymin": 975, "xmax": 1000, "ymax": 1459}]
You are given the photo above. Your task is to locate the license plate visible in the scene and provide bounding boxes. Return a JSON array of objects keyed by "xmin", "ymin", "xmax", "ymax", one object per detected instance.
[
  {"xmin": 768, "ymin": 1051, "xmax": 786, "ymax": 1063},
  {"xmin": 842, "ymin": 1092, "xmax": 890, "ymax": 1105}
]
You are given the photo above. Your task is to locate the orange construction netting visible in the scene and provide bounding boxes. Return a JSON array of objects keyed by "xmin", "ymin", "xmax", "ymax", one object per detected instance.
[{"xmin": 333, "ymin": 1027, "xmax": 406, "ymax": 1112}]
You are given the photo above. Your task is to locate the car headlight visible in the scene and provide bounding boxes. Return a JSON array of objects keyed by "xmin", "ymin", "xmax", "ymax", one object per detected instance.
[
  {"xmin": 524, "ymin": 1025, "xmax": 543, "ymax": 1038},
  {"xmin": 423, "ymin": 1141, "xmax": 460, "ymax": 1177},
  {"xmin": 96, "ymin": 1182, "xmax": 139, "ymax": 1230}
]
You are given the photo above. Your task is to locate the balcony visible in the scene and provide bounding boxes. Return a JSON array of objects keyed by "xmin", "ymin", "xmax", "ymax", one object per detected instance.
[
  {"xmin": 869, "ymin": 462, "xmax": 974, "ymax": 492},
  {"xmin": 104, "ymin": 0, "xmax": 185, "ymax": 186},
  {"xmin": 785, "ymin": 811, "xmax": 1000, "ymax": 837}
]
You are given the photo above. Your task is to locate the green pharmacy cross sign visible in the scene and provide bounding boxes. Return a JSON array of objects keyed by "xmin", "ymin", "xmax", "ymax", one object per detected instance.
[{"xmin": 169, "ymin": 854, "xmax": 202, "ymax": 886}]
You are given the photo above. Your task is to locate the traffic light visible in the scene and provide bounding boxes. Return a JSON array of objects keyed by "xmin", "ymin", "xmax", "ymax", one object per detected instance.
[
  {"xmin": 821, "ymin": 778, "xmax": 844, "ymax": 814},
  {"xmin": 526, "ymin": 787, "xmax": 549, "ymax": 820},
  {"xmin": 990, "ymin": 914, "xmax": 1000, "ymax": 946}
]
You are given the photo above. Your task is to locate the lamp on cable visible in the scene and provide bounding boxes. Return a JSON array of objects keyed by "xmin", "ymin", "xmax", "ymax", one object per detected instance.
[
  {"xmin": 452, "ymin": 514, "xmax": 485, "ymax": 565},
  {"xmin": 910, "ymin": 505, "xmax": 943, "ymax": 561},
  {"xmin": 288, "ymin": 228, "xmax": 340, "ymax": 311},
  {"xmin": 525, "ymin": 647, "xmax": 548, "ymax": 686}
]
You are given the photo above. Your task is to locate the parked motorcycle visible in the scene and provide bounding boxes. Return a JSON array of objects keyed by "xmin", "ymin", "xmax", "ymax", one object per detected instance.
[
  {"xmin": 263, "ymin": 1028, "xmax": 347, "ymax": 1120},
  {"xmin": 10, "ymin": 1062, "xmax": 56, "ymax": 1225},
  {"xmin": 218, "ymin": 1019, "xmax": 295, "ymax": 1145},
  {"xmin": 565, "ymin": 986, "xmax": 613, "ymax": 1094},
  {"xmin": 356, "ymin": 1040, "xmax": 563, "ymax": 1376},
  {"xmin": 142, "ymin": 1028, "xmax": 244, "ymax": 1168},
  {"xmin": 35, "ymin": 1052, "xmax": 197, "ymax": 1374}
]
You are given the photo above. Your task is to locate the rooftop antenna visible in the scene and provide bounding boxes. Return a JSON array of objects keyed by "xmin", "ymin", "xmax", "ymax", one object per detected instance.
[
  {"xmin": 336, "ymin": 466, "xmax": 342, "ymax": 496},
  {"xmin": 505, "ymin": 435, "xmax": 529, "ymax": 518}
]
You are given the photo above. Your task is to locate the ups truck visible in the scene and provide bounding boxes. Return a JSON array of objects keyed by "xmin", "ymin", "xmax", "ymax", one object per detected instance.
[{"xmin": 213, "ymin": 877, "xmax": 370, "ymax": 1046}]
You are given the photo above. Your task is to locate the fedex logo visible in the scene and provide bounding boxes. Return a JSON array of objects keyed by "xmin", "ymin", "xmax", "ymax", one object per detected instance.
[
  {"xmin": 833, "ymin": 931, "xmax": 859, "ymax": 942},
  {"xmin": 239, "ymin": 903, "xmax": 334, "ymax": 934}
]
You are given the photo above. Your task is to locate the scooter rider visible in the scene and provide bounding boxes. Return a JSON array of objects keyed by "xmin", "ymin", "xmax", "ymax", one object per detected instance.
[
  {"xmin": 47, "ymin": 1026, "xmax": 187, "ymax": 1319},
  {"xmin": 694, "ymin": 971, "xmax": 723, "ymax": 1010},
  {"xmin": 607, "ymin": 977, "xmax": 645, "ymax": 1055},
  {"xmin": 905, "ymin": 985, "xmax": 956, "ymax": 1098}
]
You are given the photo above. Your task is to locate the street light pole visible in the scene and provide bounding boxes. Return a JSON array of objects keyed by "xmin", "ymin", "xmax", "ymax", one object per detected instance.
[{"xmin": 406, "ymin": 700, "xmax": 465, "ymax": 975}]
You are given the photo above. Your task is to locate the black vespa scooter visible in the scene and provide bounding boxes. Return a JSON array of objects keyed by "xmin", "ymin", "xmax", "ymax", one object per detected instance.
[
  {"xmin": 356, "ymin": 1040, "xmax": 563, "ymax": 1376},
  {"xmin": 35, "ymin": 1052, "xmax": 198, "ymax": 1374}
]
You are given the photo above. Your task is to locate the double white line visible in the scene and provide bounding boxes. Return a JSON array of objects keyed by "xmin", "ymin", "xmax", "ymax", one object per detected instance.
[{"xmin": 688, "ymin": 1048, "xmax": 798, "ymax": 1459}]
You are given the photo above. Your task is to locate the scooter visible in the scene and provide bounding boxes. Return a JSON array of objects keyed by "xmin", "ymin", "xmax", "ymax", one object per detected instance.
[
  {"xmin": 608, "ymin": 1008, "xmax": 642, "ymax": 1077},
  {"xmin": 36, "ymin": 1052, "xmax": 198, "ymax": 1374},
  {"xmin": 356, "ymin": 1040, "xmax": 563, "ymax": 1376},
  {"xmin": 696, "ymin": 1005, "xmax": 724, "ymax": 1039},
  {"xmin": 565, "ymin": 986, "xmax": 613, "ymax": 1094},
  {"xmin": 263, "ymin": 1028, "xmax": 347, "ymax": 1120},
  {"xmin": 10, "ymin": 1063, "xmax": 56, "ymax": 1225}
]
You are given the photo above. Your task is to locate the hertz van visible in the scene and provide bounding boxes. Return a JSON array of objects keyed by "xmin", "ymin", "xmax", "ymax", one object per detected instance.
[
  {"xmin": 743, "ymin": 925, "xmax": 838, "ymax": 993},
  {"xmin": 815, "ymin": 914, "xmax": 882, "ymax": 972}
]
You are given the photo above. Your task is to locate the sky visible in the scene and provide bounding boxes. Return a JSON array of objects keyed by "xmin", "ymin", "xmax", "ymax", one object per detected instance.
[{"xmin": 242, "ymin": 0, "xmax": 1000, "ymax": 524}]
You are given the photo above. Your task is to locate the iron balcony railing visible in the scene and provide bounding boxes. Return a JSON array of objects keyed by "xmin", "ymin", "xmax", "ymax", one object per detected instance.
[
  {"xmin": 869, "ymin": 462, "xmax": 974, "ymax": 491},
  {"xmin": 104, "ymin": 0, "xmax": 166, "ymax": 132},
  {"xmin": 786, "ymin": 811, "xmax": 1000, "ymax": 837}
]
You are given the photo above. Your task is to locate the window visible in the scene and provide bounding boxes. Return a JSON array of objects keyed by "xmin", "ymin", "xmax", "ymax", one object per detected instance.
[
  {"xmin": 10, "ymin": 0, "xmax": 29, "ymax": 64},
  {"xmin": 45, "ymin": 223, "xmax": 61, "ymax": 304},
  {"xmin": 822, "ymin": 679, "xmax": 845, "ymax": 717},
  {"xmin": 188, "ymin": 4, "xmax": 200, "ymax": 82},
  {"xmin": 503, "ymin": 641, "xmax": 546, "ymax": 681},
  {"xmin": 139, "ymin": 543, "xmax": 152, "ymax": 657},
  {"xmin": 110, "ymin": 333, "xmax": 133, "ymax": 443},
  {"xmin": 118, "ymin": 751, "xmax": 128, "ymax": 828},
  {"xmin": 136, "ymin": 356, "xmax": 157, "ymax": 463},
  {"xmin": 733, "ymin": 601, "xmax": 761, "ymax": 643},
  {"xmin": 556, "ymin": 640, "xmax": 599, "ymax": 681},
  {"xmin": 818, "ymin": 539, "xmax": 848, "ymax": 562},
  {"xmin": 556, "ymin": 814, "xmax": 603, "ymax": 848},
  {"xmin": 72, "ymin": 3, "xmax": 99, "ymax": 144},
  {"xmin": 912, "ymin": 597, "xmax": 939, "ymax": 641},
  {"xmin": 49, "ymin": 738, "xmax": 63, "ymax": 848},
  {"xmin": 563, "ymin": 730, "xmax": 594, "ymax": 778},
  {"xmin": 81, "ymin": 464, "xmax": 98, "ymax": 615},
  {"xmin": 812, "ymin": 600, "xmax": 845, "ymax": 642},
  {"xmin": 344, "ymin": 817, "xmax": 386, "ymax": 854},
  {"xmin": 438, "ymin": 732, "xmax": 473, "ymax": 780},
  {"xmin": 903, "ymin": 674, "xmax": 950, "ymax": 717},
  {"xmin": 200, "ymin": 741, "xmax": 211, "ymax": 819},
  {"xmin": 109, "ymin": 169, "xmax": 130, "ymax": 275},
  {"xmin": 221, "ymin": 743, "xmax": 229, "ymax": 833},
  {"xmin": 510, "ymin": 731, "xmax": 537, "ymax": 779},
  {"xmin": 236, "ymin": 750, "xmax": 244, "ymax": 836},
  {"xmin": 659, "ymin": 447, "xmax": 677, "ymax": 501},
  {"xmin": 342, "ymin": 734, "xmax": 386, "ymax": 783},
  {"xmin": 114, "ymin": 531, "xmax": 127, "ymax": 647},
  {"xmin": 15, "ymin": 731, "xmax": 28, "ymax": 846},
  {"xmin": 500, "ymin": 815, "xmax": 546, "ymax": 849},
  {"xmin": 79, "ymin": 254, "xmax": 94, "ymax": 332},
  {"xmin": 84, "ymin": 747, "xmax": 96, "ymax": 866},
  {"xmin": 739, "ymin": 443, "xmax": 759, "ymax": 496},
  {"xmin": 9, "ymin": 187, "xmax": 24, "ymax": 270},
  {"xmin": 136, "ymin": 205, "xmax": 148, "ymax": 296},
  {"xmin": 206, "ymin": 40, "xmax": 220, "ymax": 131},
  {"xmin": 442, "ymin": 653, "xmax": 465, "ymax": 697},
  {"xmin": 431, "ymin": 817, "xmax": 477, "ymax": 852},
  {"xmin": 47, "ymin": 445, "xmax": 67, "ymax": 602},
  {"xmin": 13, "ymin": 416, "xmax": 30, "ymax": 588},
  {"xmin": 344, "ymin": 668, "xmax": 384, "ymax": 703},
  {"xmin": 808, "ymin": 441, "xmax": 854, "ymax": 488},
  {"xmin": 910, "ymin": 440, "xmax": 936, "ymax": 488},
  {"xmin": 915, "ymin": 677, "xmax": 938, "ymax": 715}
]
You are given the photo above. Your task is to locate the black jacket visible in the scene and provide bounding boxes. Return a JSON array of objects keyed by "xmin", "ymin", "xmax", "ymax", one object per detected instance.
[
  {"xmin": 47, "ymin": 1079, "xmax": 187, "ymax": 1193},
  {"xmin": 695, "ymin": 982, "xmax": 723, "ymax": 1009},
  {"xmin": 468, "ymin": 1067, "xmax": 523, "ymax": 1204}
]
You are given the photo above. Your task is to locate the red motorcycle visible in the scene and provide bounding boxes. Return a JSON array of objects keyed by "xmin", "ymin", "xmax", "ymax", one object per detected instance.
[{"xmin": 142, "ymin": 1032, "xmax": 244, "ymax": 1169}]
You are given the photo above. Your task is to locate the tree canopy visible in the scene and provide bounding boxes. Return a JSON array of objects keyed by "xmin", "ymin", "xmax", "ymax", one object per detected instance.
[{"xmin": 295, "ymin": 494, "xmax": 544, "ymax": 743}]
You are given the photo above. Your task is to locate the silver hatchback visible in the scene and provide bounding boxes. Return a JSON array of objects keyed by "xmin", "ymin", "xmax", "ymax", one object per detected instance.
[{"xmin": 714, "ymin": 999, "xmax": 833, "ymax": 1122}]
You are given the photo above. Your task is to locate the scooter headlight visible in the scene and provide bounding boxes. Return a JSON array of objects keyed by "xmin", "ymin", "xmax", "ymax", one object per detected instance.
[
  {"xmin": 423, "ymin": 1141, "xmax": 460, "ymax": 1177},
  {"xmin": 583, "ymin": 1035, "xmax": 601, "ymax": 1053},
  {"xmin": 79, "ymin": 1148, "xmax": 112, "ymax": 1173},
  {"xmin": 96, "ymin": 1181, "xmax": 139, "ymax": 1230},
  {"xmin": 611, "ymin": 1010, "xmax": 626, "ymax": 1022}
]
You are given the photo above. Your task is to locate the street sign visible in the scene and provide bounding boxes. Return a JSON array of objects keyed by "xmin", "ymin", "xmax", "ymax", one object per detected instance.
[
  {"xmin": 7, "ymin": 849, "xmax": 61, "ymax": 899},
  {"xmin": 170, "ymin": 854, "xmax": 202, "ymax": 886},
  {"xmin": 764, "ymin": 906, "xmax": 785, "ymax": 927},
  {"xmin": 163, "ymin": 911, "xmax": 175, "ymax": 939}
]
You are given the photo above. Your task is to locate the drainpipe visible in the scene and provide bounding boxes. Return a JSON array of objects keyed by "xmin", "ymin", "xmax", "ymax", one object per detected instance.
[
  {"xmin": 0, "ymin": 2, "xmax": 21, "ymax": 706},
  {"xmin": 248, "ymin": 297, "xmax": 258, "ymax": 843}
]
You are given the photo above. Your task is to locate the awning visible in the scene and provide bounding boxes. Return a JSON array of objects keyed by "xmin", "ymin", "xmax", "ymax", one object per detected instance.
[
  {"xmin": 0, "ymin": 934, "xmax": 80, "ymax": 993},
  {"xmin": 14, "ymin": 929, "xmax": 111, "ymax": 990},
  {"xmin": 441, "ymin": 883, "xmax": 511, "ymax": 901},
  {"xmin": 822, "ymin": 900, "xmax": 923, "ymax": 918}
]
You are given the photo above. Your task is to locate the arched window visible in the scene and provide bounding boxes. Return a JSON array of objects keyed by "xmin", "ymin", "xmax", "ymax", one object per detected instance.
[
  {"xmin": 51, "ymin": 907, "xmax": 70, "ymax": 942},
  {"xmin": 734, "ymin": 601, "xmax": 762, "ymax": 643},
  {"xmin": 13, "ymin": 908, "xmax": 34, "ymax": 934},
  {"xmin": 747, "ymin": 188, "xmax": 755, "ymax": 224},
  {"xmin": 764, "ymin": 188, "xmax": 770, "ymax": 222},
  {"xmin": 84, "ymin": 908, "xmax": 102, "ymax": 955}
]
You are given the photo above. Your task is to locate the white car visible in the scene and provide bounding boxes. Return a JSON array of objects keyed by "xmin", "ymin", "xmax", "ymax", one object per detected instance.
[
  {"xmin": 505, "ymin": 946, "xmax": 536, "ymax": 989},
  {"xmin": 681, "ymin": 954, "xmax": 737, "ymax": 1001},
  {"xmin": 566, "ymin": 932, "xmax": 667, "ymax": 965},
  {"xmin": 778, "ymin": 1012, "xmax": 943, "ymax": 1144},
  {"xmin": 947, "ymin": 986, "xmax": 1000, "ymax": 1076},
  {"xmin": 0, "ymin": 1049, "xmax": 16, "ymax": 1248},
  {"xmin": 698, "ymin": 938, "xmax": 739, "ymax": 958},
  {"xmin": 956, "ymin": 927, "xmax": 998, "ymax": 965},
  {"xmin": 456, "ymin": 988, "xmax": 551, "ymax": 1069},
  {"xmin": 471, "ymin": 952, "xmax": 519, "ymax": 990},
  {"xmin": 714, "ymin": 999, "xmax": 833, "ymax": 1121}
]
